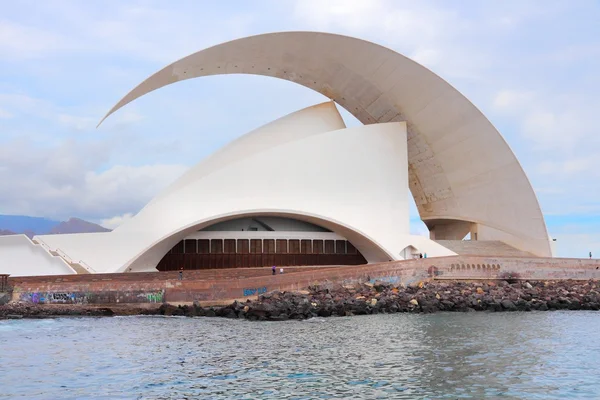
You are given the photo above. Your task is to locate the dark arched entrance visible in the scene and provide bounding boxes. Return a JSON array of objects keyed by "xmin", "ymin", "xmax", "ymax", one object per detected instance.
[{"xmin": 156, "ymin": 216, "xmax": 367, "ymax": 270}]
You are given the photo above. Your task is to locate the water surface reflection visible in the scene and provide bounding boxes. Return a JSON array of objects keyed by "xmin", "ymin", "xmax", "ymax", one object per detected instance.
[{"xmin": 1, "ymin": 312, "xmax": 599, "ymax": 399}]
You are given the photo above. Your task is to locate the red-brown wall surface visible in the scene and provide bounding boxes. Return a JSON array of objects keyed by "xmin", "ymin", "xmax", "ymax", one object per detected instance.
[{"xmin": 8, "ymin": 256, "xmax": 600, "ymax": 306}]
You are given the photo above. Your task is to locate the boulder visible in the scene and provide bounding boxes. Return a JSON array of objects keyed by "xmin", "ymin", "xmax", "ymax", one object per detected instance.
[
  {"xmin": 501, "ymin": 300, "xmax": 517, "ymax": 311},
  {"xmin": 204, "ymin": 308, "xmax": 216, "ymax": 318},
  {"xmin": 317, "ymin": 308, "xmax": 332, "ymax": 317},
  {"xmin": 270, "ymin": 313, "xmax": 289, "ymax": 321}
]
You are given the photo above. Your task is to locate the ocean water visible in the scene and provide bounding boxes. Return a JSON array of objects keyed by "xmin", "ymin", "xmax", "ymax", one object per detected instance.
[{"xmin": 1, "ymin": 312, "xmax": 599, "ymax": 399}]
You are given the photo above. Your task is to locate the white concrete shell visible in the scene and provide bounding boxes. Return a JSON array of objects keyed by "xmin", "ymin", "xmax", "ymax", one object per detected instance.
[
  {"xmin": 0, "ymin": 235, "xmax": 75, "ymax": 277},
  {"xmin": 27, "ymin": 102, "xmax": 453, "ymax": 275},
  {"xmin": 99, "ymin": 31, "xmax": 551, "ymax": 257}
]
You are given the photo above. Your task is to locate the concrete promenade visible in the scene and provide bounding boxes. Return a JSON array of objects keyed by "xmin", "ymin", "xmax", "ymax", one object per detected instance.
[{"xmin": 6, "ymin": 256, "xmax": 600, "ymax": 307}]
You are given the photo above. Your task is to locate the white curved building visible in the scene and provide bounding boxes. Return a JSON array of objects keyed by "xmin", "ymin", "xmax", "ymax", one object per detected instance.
[
  {"xmin": 0, "ymin": 31, "xmax": 553, "ymax": 276},
  {"xmin": 28, "ymin": 101, "xmax": 455, "ymax": 275},
  {"xmin": 100, "ymin": 31, "xmax": 552, "ymax": 259}
]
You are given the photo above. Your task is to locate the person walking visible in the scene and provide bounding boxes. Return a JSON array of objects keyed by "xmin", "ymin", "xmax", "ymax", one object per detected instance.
[
  {"xmin": 590, "ymin": 251, "xmax": 593, "ymax": 259},
  {"xmin": 279, "ymin": 268, "xmax": 284, "ymax": 274},
  {"xmin": 272, "ymin": 265, "xmax": 276, "ymax": 275},
  {"xmin": 179, "ymin": 267, "xmax": 184, "ymax": 280}
]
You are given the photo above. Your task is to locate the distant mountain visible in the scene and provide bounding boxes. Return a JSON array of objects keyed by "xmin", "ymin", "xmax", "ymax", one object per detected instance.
[
  {"xmin": 0, "ymin": 215, "xmax": 111, "ymax": 237},
  {"xmin": 48, "ymin": 217, "xmax": 111, "ymax": 234},
  {"xmin": 0, "ymin": 215, "xmax": 59, "ymax": 234},
  {"xmin": 22, "ymin": 230, "xmax": 37, "ymax": 239}
]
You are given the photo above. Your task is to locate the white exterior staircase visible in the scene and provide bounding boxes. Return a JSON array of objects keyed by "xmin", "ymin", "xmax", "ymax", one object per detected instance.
[{"xmin": 33, "ymin": 237, "xmax": 95, "ymax": 274}]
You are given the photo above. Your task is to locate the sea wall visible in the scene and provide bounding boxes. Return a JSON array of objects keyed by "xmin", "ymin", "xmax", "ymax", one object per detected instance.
[
  {"xmin": 7, "ymin": 267, "xmax": 332, "ymax": 306},
  {"xmin": 6, "ymin": 279, "xmax": 600, "ymax": 320},
  {"xmin": 433, "ymin": 256, "xmax": 600, "ymax": 281},
  {"xmin": 6, "ymin": 256, "xmax": 600, "ymax": 306}
]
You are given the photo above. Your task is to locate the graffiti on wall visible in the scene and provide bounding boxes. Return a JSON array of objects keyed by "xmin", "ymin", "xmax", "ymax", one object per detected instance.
[
  {"xmin": 49, "ymin": 293, "xmax": 74, "ymax": 301},
  {"xmin": 137, "ymin": 291, "xmax": 164, "ymax": 303},
  {"xmin": 19, "ymin": 292, "xmax": 86, "ymax": 304},
  {"xmin": 369, "ymin": 276, "xmax": 401, "ymax": 285},
  {"xmin": 243, "ymin": 287, "xmax": 267, "ymax": 296},
  {"xmin": 18, "ymin": 290, "xmax": 165, "ymax": 304}
]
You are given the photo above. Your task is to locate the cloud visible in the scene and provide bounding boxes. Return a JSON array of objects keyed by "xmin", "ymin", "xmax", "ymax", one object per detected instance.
[
  {"xmin": 536, "ymin": 158, "xmax": 597, "ymax": 177},
  {"xmin": 491, "ymin": 86, "xmax": 600, "ymax": 217},
  {"xmin": 1, "ymin": 1, "xmax": 257, "ymax": 64},
  {"xmin": 0, "ymin": 108, "xmax": 12, "ymax": 119},
  {"xmin": 289, "ymin": 0, "xmax": 552, "ymax": 82},
  {"xmin": 82, "ymin": 164, "xmax": 188, "ymax": 216},
  {"xmin": 292, "ymin": 0, "xmax": 467, "ymax": 77},
  {"xmin": 0, "ymin": 93, "xmax": 77, "ymax": 127},
  {"xmin": 57, "ymin": 114, "xmax": 96, "ymax": 131},
  {"xmin": 0, "ymin": 93, "xmax": 47, "ymax": 114},
  {"xmin": 293, "ymin": 0, "xmax": 386, "ymax": 31},
  {"xmin": 493, "ymin": 90, "xmax": 536, "ymax": 113},
  {"xmin": 0, "ymin": 136, "xmax": 186, "ymax": 220},
  {"xmin": 0, "ymin": 19, "xmax": 74, "ymax": 60},
  {"xmin": 521, "ymin": 107, "xmax": 594, "ymax": 151},
  {"xmin": 99, "ymin": 213, "xmax": 134, "ymax": 229}
]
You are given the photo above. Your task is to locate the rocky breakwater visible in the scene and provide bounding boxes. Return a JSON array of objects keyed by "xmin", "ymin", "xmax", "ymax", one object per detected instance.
[
  {"xmin": 0, "ymin": 304, "xmax": 149, "ymax": 319},
  {"xmin": 159, "ymin": 280, "xmax": 600, "ymax": 321}
]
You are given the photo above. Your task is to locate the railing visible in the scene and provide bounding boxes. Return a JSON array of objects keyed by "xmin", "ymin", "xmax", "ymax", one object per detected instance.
[
  {"xmin": 36, "ymin": 239, "xmax": 52, "ymax": 253},
  {"xmin": 77, "ymin": 259, "xmax": 95, "ymax": 273},
  {"xmin": 55, "ymin": 248, "xmax": 96, "ymax": 273},
  {"xmin": 31, "ymin": 239, "xmax": 96, "ymax": 274}
]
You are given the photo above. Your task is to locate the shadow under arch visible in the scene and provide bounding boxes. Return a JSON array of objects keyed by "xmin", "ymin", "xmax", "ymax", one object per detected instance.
[{"xmin": 120, "ymin": 209, "xmax": 395, "ymax": 272}]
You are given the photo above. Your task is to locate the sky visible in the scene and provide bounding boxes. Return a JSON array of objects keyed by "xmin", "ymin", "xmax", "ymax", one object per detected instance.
[{"xmin": 0, "ymin": 0, "xmax": 599, "ymax": 257}]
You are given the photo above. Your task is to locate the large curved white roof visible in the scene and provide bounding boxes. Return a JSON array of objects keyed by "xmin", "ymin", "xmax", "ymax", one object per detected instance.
[
  {"xmin": 33, "ymin": 101, "xmax": 455, "ymax": 273},
  {"xmin": 143, "ymin": 101, "xmax": 346, "ymax": 208},
  {"xmin": 99, "ymin": 31, "xmax": 551, "ymax": 257}
]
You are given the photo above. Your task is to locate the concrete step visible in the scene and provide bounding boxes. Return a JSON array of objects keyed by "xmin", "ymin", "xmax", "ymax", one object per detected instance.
[
  {"xmin": 68, "ymin": 263, "xmax": 90, "ymax": 274},
  {"xmin": 435, "ymin": 240, "xmax": 536, "ymax": 257}
]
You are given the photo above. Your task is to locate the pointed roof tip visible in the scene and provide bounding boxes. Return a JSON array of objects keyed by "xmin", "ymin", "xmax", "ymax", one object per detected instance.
[
  {"xmin": 311, "ymin": 100, "xmax": 337, "ymax": 109},
  {"xmin": 96, "ymin": 112, "xmax": 110, "ymax": 128}
]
